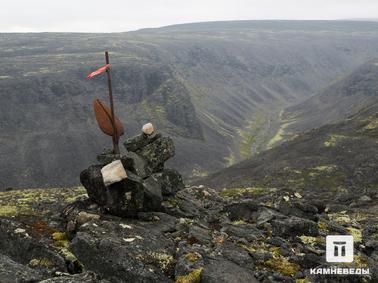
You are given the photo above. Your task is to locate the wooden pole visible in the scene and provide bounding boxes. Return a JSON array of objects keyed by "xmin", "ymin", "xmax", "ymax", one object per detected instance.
[{"xmin": 105, "ymin": 51, "xmax": 120, "ymax": 154}]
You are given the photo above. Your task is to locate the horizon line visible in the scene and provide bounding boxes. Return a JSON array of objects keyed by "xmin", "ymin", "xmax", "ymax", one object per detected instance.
[{"xmin": 1, "ymin": 18, "xmax": 378, "ymax": 34}]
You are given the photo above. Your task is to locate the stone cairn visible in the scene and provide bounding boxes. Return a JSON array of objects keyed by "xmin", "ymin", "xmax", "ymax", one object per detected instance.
[{"xmin": 80, "ymin": 123, "xmax": 184, "ymax": 217}]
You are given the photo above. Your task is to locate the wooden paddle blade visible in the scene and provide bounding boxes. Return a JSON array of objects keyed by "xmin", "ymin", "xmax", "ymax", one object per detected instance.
[{"xmin": 93, "ymin": 99, "xmax": 124, "ymax": 137}]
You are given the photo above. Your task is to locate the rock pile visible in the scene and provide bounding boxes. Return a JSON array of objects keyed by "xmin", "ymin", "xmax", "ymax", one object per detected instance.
[{"xmin": 80, "ymin": 123, "xmax": 184, "ymax": 217}]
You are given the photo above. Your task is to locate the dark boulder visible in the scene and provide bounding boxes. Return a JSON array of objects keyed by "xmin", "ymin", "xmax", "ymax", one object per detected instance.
[
  {"xmin": 154, "ymin": 169, "xmax": 185, "ymax": 198},
  {"xmin": 271, "ymin": 216, "xmax": 319, "ymax": 237},
  {"xmin": 137, "ymin": 136, "xmax": 175, "ymax": 173},
  {"xmin": 223, "ymin": 201, "xmax": 259, "ymax": 222}
]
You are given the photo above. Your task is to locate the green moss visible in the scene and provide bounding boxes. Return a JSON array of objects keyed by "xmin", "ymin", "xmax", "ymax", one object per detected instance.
[
  {"xmin": 263, "ymin": 258, "xmax": 300, "ymax": 276},
  {"xmin": 224, "ymin": 149, "xmax": 237, "ymax": 167},
  {"xmin": 29, "ymin": 258, "xmax": 55, "ymax": 268},
  {"xmin": 167, "ymin": 198, "xmax": 179, "ymax": 207},
  {"xmin": 185, "ymin": 252, "xmax": 201, "ymax": 263},
  {"xmin": 346, "ymin": 227, "xmax": 362, "ymax": 243},
  {"xmin": 0, "ymin": 187, "xmax": 87, "ymax": 217},
  {"xmin": 267, "ymin": 110, "xmax": 295, "ymax": 149},
  {"xmin": 352, "ymin": 255, "xmax": 369, "ymax": 268},
  {"xmin": 0, "ymin": 205, "xmax": 35, "ymax": 217},
  {"xmin": 231, "ymin": 219, "xmax": 247, "ymax": 225},
  {"xmin": 236, "ymin": 113, "xmax": 267, "ymax": 158},
  {"xmin": 52, "ymin": 232, "xmax": 70, "ymax": 248},
  {"xmin": 299, "ymin": 235, "xmax": 323, "ymax": 246},
  {"xmin": 175, "ymin": 268, "xmax": 203, "ymax": 283},
  {"xmin": 318, "ymin": 221, "xmax": 328, "ymax": 231},
  {"xmin": 324, "ymin": 134, "xmax": 347, "ymax": 147},
  {"xmin": 364, "ymin": 116, "xmax": 378, "ymax": 130},
  {"xmin": 191, "ymin": 166, "xmax": 209, "ymax": 178},
  {"xmin": 312, "ymin": 165, "xmax": 338, "ymax": 173}
]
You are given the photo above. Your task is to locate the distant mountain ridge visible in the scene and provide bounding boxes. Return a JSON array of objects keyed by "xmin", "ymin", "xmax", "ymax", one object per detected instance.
[{"xmin": 1, "ymin": 20, "xmax": 378, "ymax": 188}]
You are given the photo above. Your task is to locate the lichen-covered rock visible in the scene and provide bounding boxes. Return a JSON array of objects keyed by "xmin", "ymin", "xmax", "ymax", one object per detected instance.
[
  {"xmin": 1, "ymin": 184, "xmax": 378, "ymax": 282},
  {"xmin": 123, "ymin": 133, "xmax": 161, "ymax": 153},
  {"xmin": 137, "ymin": 136, "xmax": 175, "ymax": 173},
  {"xmin": 155, "ymin": 169, "xmax": 184, "ymax": 198},
  {"xmin": 96, "ymin": 151, "xmax": 121, "ymax": 166}
]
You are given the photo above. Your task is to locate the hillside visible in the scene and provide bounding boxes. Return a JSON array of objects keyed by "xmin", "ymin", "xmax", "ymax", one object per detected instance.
[
  {"xmin": 200, "ymin": 95, "xmax": 378, "ymax": 192},
  {"xmin": 2, "ymin": 21, "xmax": 378, "ymax": 188},
  {"xmin": 279, "ymin": 60, "xmax": 378, "ymax": 138}
]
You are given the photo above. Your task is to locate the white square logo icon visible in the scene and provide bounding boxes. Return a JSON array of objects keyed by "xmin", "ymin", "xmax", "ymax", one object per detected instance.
[{"xmin": 326, "ymin": 235, "xmax": 354, "ymax": 262}]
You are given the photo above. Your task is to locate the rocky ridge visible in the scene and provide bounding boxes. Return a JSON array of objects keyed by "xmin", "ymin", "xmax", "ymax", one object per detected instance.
[{"xmin": 0, "ymin": 182, "xmax": 377, "ymax": 282}]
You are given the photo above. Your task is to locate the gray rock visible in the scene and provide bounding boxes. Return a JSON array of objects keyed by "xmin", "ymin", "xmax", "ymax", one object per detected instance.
[
  {"xmin": 137, "ymin": 137, "xmax": 175, "ymax": 173},
  {"xmin": 121, "ymin": 151, "xmax": 150, "ymax": 179},
  {"xmin": 256, "ymin": 207, "xmax": 286, "ymax": 226},
  {"xmin": 188, "ymin": 225, "xmax": 212, "ymax": 244},
  {"xmin": 216, "ymin": 242, "xmax": 254, "ymax": 269},
  {"xmin": 143, "ymin": 175, "xmax": 163, "ymax": 212},
  {"xmin": 201, "ymin": 259, "xmax": 259, "ymax": 283},
  {"xmin": 154, "ymin": 169, "xmax": 184, "ymax": 198},
  {"xmin": 70, "ymin": 219, "xmax": 175, "ymax": 283},
  {"xmin": 220, "ymin": 223, "xmax": 264, "ymax": 241},
  {"xmin": 271, "ymin": 216, "xmax": 319, "ymax": 237},
  {"xmin": 363, "ymin": 221, "xmax": 378, "ymax": 254},
  {"xmin": 278, "ymin": 200, "xmax": 319, "ymax": 221},
  {"xmin": 223, "ymin": 201, "xmax": 259, "ymax": 222},
  {"xmin": 0, "ymin": 254, "xmax": 43, "ymax": 283}
]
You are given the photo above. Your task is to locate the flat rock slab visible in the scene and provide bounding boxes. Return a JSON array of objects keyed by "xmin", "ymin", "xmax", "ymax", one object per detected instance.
[
  {"xmin": 70, "ymin": 219, "xmax": 176, "ymax": 283},
  {"xmin": 201, "ymin": 259, "xmax": 259, "ymax": 283}
]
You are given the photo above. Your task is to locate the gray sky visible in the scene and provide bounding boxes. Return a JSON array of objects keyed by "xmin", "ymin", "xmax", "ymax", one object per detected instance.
[{"xmin": 1, "ymin": 0, "xmax": 378, "ymax": 32}]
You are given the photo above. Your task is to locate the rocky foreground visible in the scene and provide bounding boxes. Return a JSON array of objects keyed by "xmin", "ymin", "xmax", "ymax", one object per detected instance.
[{"xmin": 0, "ymin": 184, "xmax": 377, "ymax": 283}]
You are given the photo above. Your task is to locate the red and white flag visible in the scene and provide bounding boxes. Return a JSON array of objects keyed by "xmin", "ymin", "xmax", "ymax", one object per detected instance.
[{"xmin": 87, "ymin": 64, "xmax": 111, "ymax": 79}]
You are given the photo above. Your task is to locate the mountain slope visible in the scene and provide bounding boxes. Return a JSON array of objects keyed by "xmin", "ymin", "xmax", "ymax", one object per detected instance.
[
  {"xmin": 200, "ymin": 98, "xmax": 378, "ymax": 192},
  {"xmin": 282, "ymin": 60, "xmax": 378, "ymax": 136},
  {"xmin": 2, "ymin": 21, "xmax": 378, "ymax": 188}
]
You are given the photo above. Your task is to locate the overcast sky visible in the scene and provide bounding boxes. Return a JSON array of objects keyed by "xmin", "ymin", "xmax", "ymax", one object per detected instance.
[{"xmin": 1, "ymin": 0, "xmax": 378, "ymax": 32}]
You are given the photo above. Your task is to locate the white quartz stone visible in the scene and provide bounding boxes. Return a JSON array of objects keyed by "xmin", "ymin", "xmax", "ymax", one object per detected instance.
[
  {"xmin": 142, "ymin": 123, "xmax": 155, "ymax": 135},
  {"xmin": 101, "ymin": 160, "xmax": 127, "ymax": 186}
]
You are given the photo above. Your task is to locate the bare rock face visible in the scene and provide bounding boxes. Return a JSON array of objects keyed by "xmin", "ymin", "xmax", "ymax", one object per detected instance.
[{"xmin": 79, "ymin": 129, "xmax": 182, "ymax": 218}]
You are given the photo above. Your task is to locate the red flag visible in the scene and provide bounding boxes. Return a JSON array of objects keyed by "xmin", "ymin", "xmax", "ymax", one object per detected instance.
[{"xmin": 87, "ymin": 64, "xmax": 111, "ymax": 79}]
